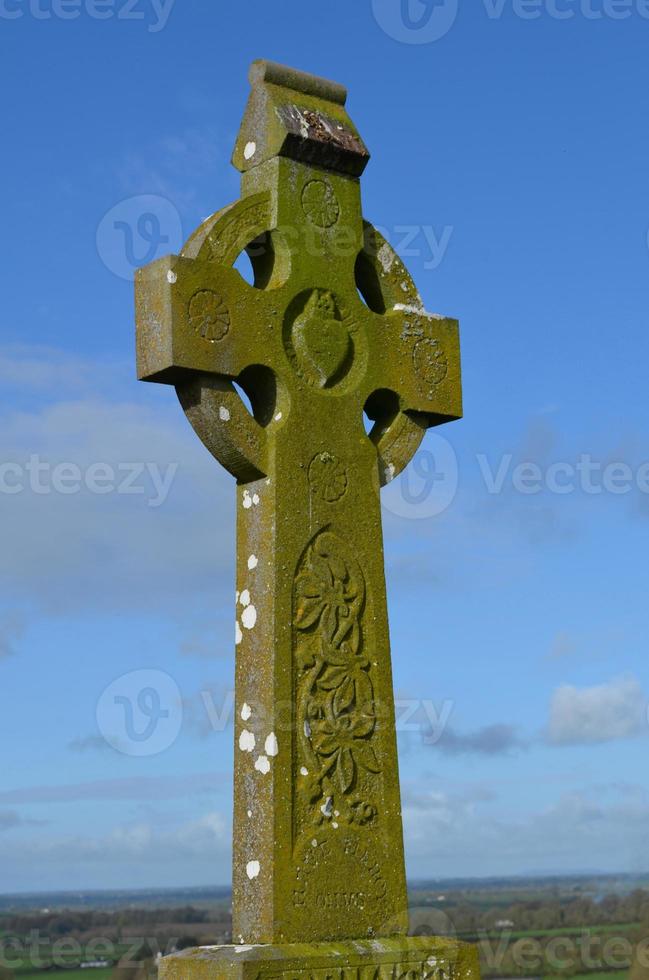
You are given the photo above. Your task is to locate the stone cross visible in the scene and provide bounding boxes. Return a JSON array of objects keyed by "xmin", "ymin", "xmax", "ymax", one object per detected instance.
[{"xmin": 137, "ymin": 61, "xmax": 477, "ymax": 980}]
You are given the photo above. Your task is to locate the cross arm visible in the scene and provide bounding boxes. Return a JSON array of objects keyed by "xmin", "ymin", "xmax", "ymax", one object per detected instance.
[
  {"xmin": 363, "ymin": 308, "xmax": 462, "ymax": 486},
  {"xmin": 369, "ymin": 307, "xmax": 462, "ymax": 422},
  {"xmin": 135, "ymin": 254, "xmax": 274, "ymax": 385}
]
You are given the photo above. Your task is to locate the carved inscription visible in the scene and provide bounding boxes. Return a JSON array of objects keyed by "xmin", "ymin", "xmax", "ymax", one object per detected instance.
[
  {"xmin": 343, "ymin": 836, "xmax": 387, "ymax": 900},
  {"xmin": 255, "ymin": 961, "xmax": 460, "ymax": 980},
  {"xmin": 292, "ymin": 835, "xmax": 388, "ymax": 919}
]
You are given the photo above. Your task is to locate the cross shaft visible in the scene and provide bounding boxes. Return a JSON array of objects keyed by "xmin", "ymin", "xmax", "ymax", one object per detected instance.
[{"xmin": 135, "ymin": 60, "xmax": 462, "ymax": 946}]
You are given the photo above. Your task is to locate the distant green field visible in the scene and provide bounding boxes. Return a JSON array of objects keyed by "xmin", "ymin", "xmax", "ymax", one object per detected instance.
[
  {"xmin": 547, "ymin": 974, "xmax": 628, "ymax": 980},
  {"xmin": 475, "ymin": 922, "xmax": 637, "ymax": 940},
  {"xmin": 18, "ymin": 971, "xmax": 114, "ymax": 980},
  {"xmin": 7, "ymin": 950, "xmax": 122, "ymax": 973}
]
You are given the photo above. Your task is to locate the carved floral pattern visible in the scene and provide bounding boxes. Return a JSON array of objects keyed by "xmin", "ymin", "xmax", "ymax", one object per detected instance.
[
  {"xmin": 308, "ymin": 452, "xmax": 348, "ymax": 503},
  {"xmin": 188, "ymin": 289, "xmax": 230, "ymax": 342},
  {"xmin": 301, "ymin": 179, "xmax": 341, "ymax": 228},
  {"xmin": 294, "ymin": 530, "xmax": 379, "ymax": 831}
]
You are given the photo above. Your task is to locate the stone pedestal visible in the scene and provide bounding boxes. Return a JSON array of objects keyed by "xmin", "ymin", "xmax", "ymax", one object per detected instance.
[{"xmin": 160, "ymin": 937, "xmax": 479, "ymax": 980}]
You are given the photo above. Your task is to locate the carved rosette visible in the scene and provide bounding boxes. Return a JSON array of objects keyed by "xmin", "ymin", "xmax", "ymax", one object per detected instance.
[
  {"xmin": 293, "ymin": 530, "xmax": 380, "ymax": 842},
  {"xmin": 308, "ymin": 452, "xmax": 348, "ymax": 503}
]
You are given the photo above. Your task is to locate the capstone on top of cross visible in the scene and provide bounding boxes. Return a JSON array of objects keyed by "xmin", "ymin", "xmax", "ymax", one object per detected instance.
[{"xmin": 231, "ymin": 59, "xmax": 371, "ymax": 178}]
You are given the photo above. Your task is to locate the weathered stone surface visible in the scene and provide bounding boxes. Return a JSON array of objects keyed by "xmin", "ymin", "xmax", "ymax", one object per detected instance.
[
  {"xmin": 136, "ymin": 60, "xmax": 465, "ymax": 952},
  {"xmin": 160, "ymin": 937, "xmax": 479, "ymax": 980}
]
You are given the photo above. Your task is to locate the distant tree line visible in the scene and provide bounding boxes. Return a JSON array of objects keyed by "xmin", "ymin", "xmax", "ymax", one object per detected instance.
[
  {"xmin": 1, "ymin": 905, "xmax": 217, "ymax": 936},
  {"xmin": 438, "ymin": 888, "xmax": 649, "ymax": 935},
  {"xmin": 0, "ymin": 904, "xmax": 232, "ymax": 963}
]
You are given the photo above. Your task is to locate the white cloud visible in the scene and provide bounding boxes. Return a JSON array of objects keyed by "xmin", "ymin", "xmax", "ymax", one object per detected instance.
[
  {"xmin": 402, "ymin": 781, "xmax": 649, "ymax": 878},
  {"xmin": 548, "ymin": 630, "xmax": 580, "ymax": 660},
  {"xmin": 432, "ymin": 723, "xmax": 528, "ymax": 756},
  {"xmin": 0, "ymin": 811, "xmax": 22, "ymax": 831},
  {"xmin": 0, "ymin": 773, "xmax": 225, "ymax": 806},
  {"xmin": 68, "ymin": 735, "xmax": 116, "ymax": 753},
  {"xmin": 0, "ymin": 810, "xmax": 45, "ymax": 832},
  {"xmin": 0, "ymin": 345, "xmax": 108, "ymax": 394},
  {"xmin": 115, "ymin": 125, "xmax": 229, "ymax": 215},
  {"xmin": 0, "ymin": 810, "xmax": 231, "ymax": 890},
  {"xmin": 29, "ymin": 810, "xmax": 227, "ymax": 863},
  {"xmin": 0, "ymin": 612, "xmax": 24, "ymax": 659},
  {"xmin": 0, "ymin": 346, "xmax": 235, "ymax": 614},
  {"xmin": 546, "ymin": 627, "xmax": 627, "ymax": 662},
  {"xmin": 548, "ymin": 676, "xmax": 647, "ymax": 745}
]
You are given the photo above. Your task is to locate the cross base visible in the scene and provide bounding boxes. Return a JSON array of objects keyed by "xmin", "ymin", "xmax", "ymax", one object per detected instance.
[{"xmin": 159, "ymin": 936, "xmax": 479, "ymax": 980}]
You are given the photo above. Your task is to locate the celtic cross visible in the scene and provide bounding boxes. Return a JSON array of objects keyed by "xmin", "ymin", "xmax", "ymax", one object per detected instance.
[{"xmin": 136, "ymin": 60, "xmax": 462, "ymax": 947}]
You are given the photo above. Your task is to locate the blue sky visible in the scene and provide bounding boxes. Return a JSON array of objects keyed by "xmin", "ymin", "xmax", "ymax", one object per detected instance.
[{"xmin": 1, "ymin": 0, "xmax": 649, "ymax": 893}]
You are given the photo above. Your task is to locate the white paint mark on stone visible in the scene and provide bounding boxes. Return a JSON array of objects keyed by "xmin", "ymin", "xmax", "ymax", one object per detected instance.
[
  {"xmin": 377, "ymin": 243, "xmax": 396, "ymax": 275},
  {"xmin": 247, "ymin": 809, "xmax": 252, "ymax": 818},
  {"xmin": 265, "ymin": 732, "xmax": 278, "ymax": 757},
  {"xmin": 234, "ymin": 945, "xmax": 255, "ymax": 953},
  {"xmin": 311, "ymin": 838, "xmax": 318, "ymax": 848},
  {"xmin": 241, "ymin": 702, "xmax": 252, "ymax": 722},
  {"xmin": 248, "ymin": 554, "xmax": 258, "ymax": 570},
  {"xmin": 246, "ymin": 860, "xmax": 260, "ymax": 879},
  {"xmin": 242, "ymin": 604, "xmax": 257, "ymax": 630},
  {"xmin": 167, "ymin": 269, "xmax": 177, "ymax": 284},
  {"xmin": 244, "ymin": 141, "xmax": 257, "ymax": 160},
  {"xmin": 304, "ymin": 720, "xmax": 312, "ymax": 738},
  {"xmin": 242, "ymin": 490, "xmax": 253, "ymax": 509},
  {"xmin": 239, "ymin": 729, "xmax": 255, "ymax": 752},
  {"xmin": 235, "ymin": 621, "xmax": 243, "ymax": 646},
  {"xmin": 254, "ymin": 755, "xmax": 270, "ymax": 774},
  {"xmin": 393, "ymin": 302, "xmax": 444, "ymax": 320},
  {"xmin": 300, "ymin": 766, "xmax": 309, "ymax": 776},
  {"xmin": 252, "ymin": 493, "xmax": 260, "ymax": 506},
  {"xmin": 332, "ymin": 821, "xmax": 339, "ymax": 829},
  {"xmin": 274, "ymin": 411, "xmax": 282, "ymax": 421},
  {"xmin": 219, "ymin": 406, "xmax": 231, "ymax": 422},
  {"xmin": 320, "ymin": 797, "xmax": 333, "ymax": 818},
  {"xmin": 240, "ymin": 589, "xmax": 251, "ymax": 607},
  {"xmin": 294, "ymin": 109, "xmax": 310, "ymax": 139}
]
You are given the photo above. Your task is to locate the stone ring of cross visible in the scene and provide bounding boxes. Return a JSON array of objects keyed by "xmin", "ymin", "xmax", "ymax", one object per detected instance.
[{"xmin": 136, "ymin": 59, "xmax": 461, "ymax": 489}]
